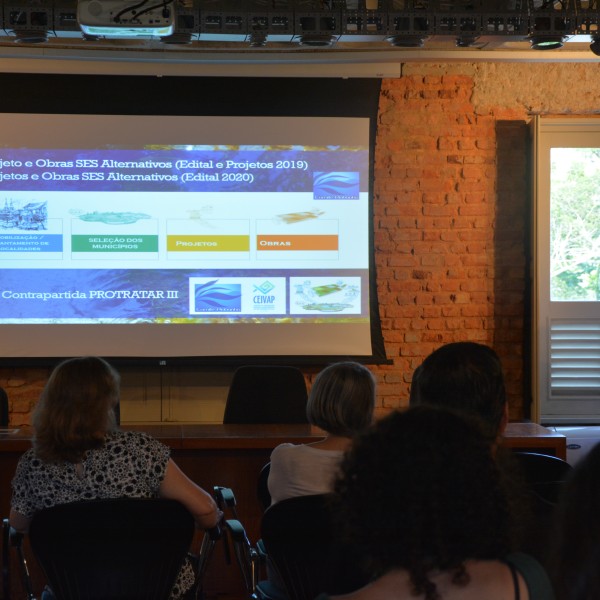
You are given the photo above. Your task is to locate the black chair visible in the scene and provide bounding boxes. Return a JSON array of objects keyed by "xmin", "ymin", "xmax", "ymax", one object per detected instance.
[
  {"xmin": 0, "ymin": 387, "xmax": 8, "ymax": 427},
  {"xmin": 223, "ymin": 366, "xmax": 308, "ymax": 425},
  {"xmin": 257, "ymin": 462, "xmax": 272, "ymax": 511},
  {"xmin": 258, "ymin": 494, "xmax": 369, "ymax": 600},
  {"xmin": 512, "ymin": 451, "xmax": 573, "ymax": 562},
  {"xmin": 513, "ymin": 451, "xmax": 572, "ymax": 507},
  {"xmin": 4, "ymin": 498, "xmax": 199, "ymax": 600}
]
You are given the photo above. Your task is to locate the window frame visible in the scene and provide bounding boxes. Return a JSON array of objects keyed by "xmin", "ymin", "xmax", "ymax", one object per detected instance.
[{"xmin": 534, "ymin": 116, "xmax": 600, "ymax": 424}]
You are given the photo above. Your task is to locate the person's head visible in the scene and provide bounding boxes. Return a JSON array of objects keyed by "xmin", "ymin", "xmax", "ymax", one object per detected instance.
[
  {"xmin": 551, "ymin": 442, "xmax": 600, "ymax": 600},
  {"xmin": 409, "ymin": 341, "xmax": 507, "ymax": 440},
  {"xmin": 32, "ymin": 356, "xmax": 120, "ymax": 463},
  {"xmin": 333, "ymin": 405, "xmax": 512, "ymax": 600},
  {"xmin": 306, "ymin": 361, "xmax": 375, "ymax": 437}
]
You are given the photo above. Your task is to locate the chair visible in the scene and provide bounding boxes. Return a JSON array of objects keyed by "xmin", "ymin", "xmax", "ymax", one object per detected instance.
[
  {"xmin": 223, "ymin": 366, "xmax": 308, "ymax": 425},
  {"xmin": 513, "ymin": 451, "xmax": 572, "ymax": 507},
  {"xmin": 257, "ymin": 463, "xmax": 272, "ymax": 511},
  {"xmin": 0, "ymin": 387, "xmax": 8, "ymax": 427},
  {"xmin": 512, "ymin": 451, "xmax": 573, "ymax": 562},
  {"xmin": 258, "ymin": 494, "xmax": 369, "ymax": 600},
  {"xmin": 4, "ymin": 497, "xmax": 198, "ymax": 600}
]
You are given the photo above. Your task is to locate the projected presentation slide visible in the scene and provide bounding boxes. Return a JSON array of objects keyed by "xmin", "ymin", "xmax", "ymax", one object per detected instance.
[
  {"xmin": 0, "ymin": 114, "xmax": 374, "ymax": 358},
  {"xmin": 0, "ymin": 146, "xmax": 367, "ymax": 321}
]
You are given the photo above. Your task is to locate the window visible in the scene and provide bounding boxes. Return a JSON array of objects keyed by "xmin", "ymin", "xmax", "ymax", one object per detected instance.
[{"xmin": 535, "ymin": 117, "xmax": 600, "ymax": 423}]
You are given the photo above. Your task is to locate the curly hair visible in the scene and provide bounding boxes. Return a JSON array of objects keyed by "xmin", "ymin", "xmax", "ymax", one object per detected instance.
[
  {"xmin": 550, "ymin": 442, "xmax": 600, "ymax": 600},
  {"xmin": 306, "ymin": 361, "xmax": 375, "ymax": 437},
  {"xmin": 333, "ymin": 406, "xmax": 513, "ymax": 600},
  {"xmin": 32, "ymin": 356, "xmax": 120, "ymax": 463},
  {"xmin": 409, "ymin": 342, "xmax": 507, "ymax": 441}
]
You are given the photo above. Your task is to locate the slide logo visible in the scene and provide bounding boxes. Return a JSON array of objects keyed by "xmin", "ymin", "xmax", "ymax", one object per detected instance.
[
  {"xmin": 290, "ymin": 277, "xmax": 362, "ymax": 315},
  {"xmin": 191, "ymin": 279, "xmax": 242, "ymax": 313},
  {"xmin": 253, "ymin": 280, "xmax": 277, "ymax": 312},
  {"xmin": 313, "ymin": 172, "xmax": 360, "ymax": 200},
  {"xmin": 189, "ymin": 277, "xmax": 287, "ymax": 316}
]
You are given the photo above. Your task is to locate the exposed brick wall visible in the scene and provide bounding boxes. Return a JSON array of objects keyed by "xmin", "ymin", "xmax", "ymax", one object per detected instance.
[
  {"xmin": 4, "ymin": 62, "xmax": 600, "ymax": 426},
  {"xmin": 373, "ymin": 71, "xmax": 530, "ymax": 420}
]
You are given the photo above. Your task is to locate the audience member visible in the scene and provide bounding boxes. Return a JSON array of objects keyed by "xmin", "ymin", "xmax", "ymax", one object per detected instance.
[
  {"xmin": 409, "ymin": 341, "xmax": 508, "ymax": 442},
  {"xmin": 409, "ymin": 341, "xmax": 559, "ymax": 564},
  {"xmin": 267, "ymin": 361, "xmax": 375, "ymax": 505},
  {"xmin": 321, "ymin": 406, "xmax": 554, "ymax": 600},
  {"xmin": 549, "ymin": 441, "xmax": 600, "ymax": 600},
  {"xmin": 10, "ymin": 356, "xmax": 221, "ymax": 600}
]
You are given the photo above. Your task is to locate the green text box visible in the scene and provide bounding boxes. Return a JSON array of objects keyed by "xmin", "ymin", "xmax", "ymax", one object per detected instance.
[{"xmin": 72, "ymin": 235, "xmax": 159, "ymax": 253}]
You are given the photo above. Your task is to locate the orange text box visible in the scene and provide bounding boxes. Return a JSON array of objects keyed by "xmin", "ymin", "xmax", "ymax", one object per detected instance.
[{"xmin": 256, "ymin": 235, "xmax": 339, "ymax": 251}]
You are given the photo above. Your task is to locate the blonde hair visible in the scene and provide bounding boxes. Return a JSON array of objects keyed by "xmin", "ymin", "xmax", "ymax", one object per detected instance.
[
  {"xmin": 33, "ymin": 356, "xmax": 120, "ymax": 463},
  {"xmin": 307, "ymin": 361, "xmax": 375, "ymax": 437}
]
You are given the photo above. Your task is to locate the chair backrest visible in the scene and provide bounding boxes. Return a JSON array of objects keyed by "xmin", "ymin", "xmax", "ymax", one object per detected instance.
[
  {"xmin": 0, "ymin": 387, "xmax": 8, "ymax": 427},
  {"xmin": 257, "ymin": 462, "xmax": 272, "ymax": 511},
  {"xmin": 223, "ymin": 365, "xmax": 308, "ymax": 424},
  {"xmin": 513, "ymin": 451, "xmax": 573, "ymax": 507},
  {"xmin": 28, "ymin": 497, "xmax": 195, "ymax": 600},
  {"xmin": 260, "ymin": 494, "xmax": 368, "ymax": 600}
]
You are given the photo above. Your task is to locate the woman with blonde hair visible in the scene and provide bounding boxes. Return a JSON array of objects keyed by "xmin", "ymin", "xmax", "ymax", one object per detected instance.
[{"xmin": 267, "ymin": 361, "xmax": 375, "ymax": 505}]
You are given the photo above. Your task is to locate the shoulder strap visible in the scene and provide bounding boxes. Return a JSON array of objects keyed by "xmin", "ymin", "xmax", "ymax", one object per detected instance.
[
  {"xmin": 506, "ymin": 561, "xmax": 520, "ymax": 600},
  {"xmin": 504, "ymin": 552, "xmax": 555, "ymax": 600}
]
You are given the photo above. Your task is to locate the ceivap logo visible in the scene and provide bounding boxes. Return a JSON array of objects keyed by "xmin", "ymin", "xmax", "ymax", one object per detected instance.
[{"xmin": 253, "ymin": 280, "xmax": 277, "ymax": 309}]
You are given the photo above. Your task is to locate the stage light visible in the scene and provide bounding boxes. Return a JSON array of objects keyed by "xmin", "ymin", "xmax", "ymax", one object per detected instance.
[
  {"xmin": 456, "ymin": 34, "xmax": 479, "ymax": 47},
  {"xmin": 590, "ymin": 35, "xmax": 600, "ymax": 56},
  {"xmin": 13, "ymin": 28, "xmax": 48, "ymax": 42},
  {"xmin": 529, "ymin": 34, "xmax": 566, "ymax": 50},
  {"xmin": 297, "ymin": 34, "xmax": 337, "ymax": 46},
  {"xmin": 385, "ymin": 34, "xmax": 427, "ymax": 47},
  {"xmin": 248, "ymin": 31, "xmax": 267, "ymax": 47}
]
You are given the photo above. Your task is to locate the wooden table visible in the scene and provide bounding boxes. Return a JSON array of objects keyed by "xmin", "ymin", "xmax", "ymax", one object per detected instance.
[
  {"xmin": 502, "ymin": 421, "xmax": 566, "ymax": 460},
  {"xmin": 0, "ymin": 422, "xmax": 566, "ymax": 599}
]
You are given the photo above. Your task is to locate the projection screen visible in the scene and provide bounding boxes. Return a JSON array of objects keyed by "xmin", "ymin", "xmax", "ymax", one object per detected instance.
[{"xmin": 0, "ymin": 110, "xmax": 383, "ymax": 362}]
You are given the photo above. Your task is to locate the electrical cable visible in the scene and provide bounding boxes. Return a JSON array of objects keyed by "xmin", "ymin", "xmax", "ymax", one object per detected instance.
[
  {"xmin": 131, "ymin": 0, "xmax": 173, "ymax": 21},
  {"xmin": 113, "ymin": 0, "xmax": 150, "ymax": 23}
]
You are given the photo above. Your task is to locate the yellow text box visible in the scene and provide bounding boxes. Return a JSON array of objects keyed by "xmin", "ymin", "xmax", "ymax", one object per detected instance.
[{"xmin": 167, "ymin": 235, "xmax": 250, "ymax": 252}]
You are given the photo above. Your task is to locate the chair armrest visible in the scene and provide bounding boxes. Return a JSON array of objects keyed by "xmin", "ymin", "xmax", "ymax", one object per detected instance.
[
  {"xmin": 223, "ymin": 519, "xmax": 259, "ymax": 593},
  {"xmin": 214, "ymin": 486, "xmax": 239, "ymax": 520},
  {"xmin": 3, "ymin": 517, "xmax": 35, "ymax": 600},
  {"xmin": 214, "ymin": 486, "xmax": 236, "ymax": 508}
]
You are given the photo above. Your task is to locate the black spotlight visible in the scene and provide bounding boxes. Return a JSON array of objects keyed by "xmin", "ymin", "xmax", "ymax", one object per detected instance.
[
  {"xmin": 13, "ymin": 28, "xmax": 48, "ymax": 43},
  {"xmin": 385, "ymin": 34, "xmax": 427, "ymax": 47},
  {"xmin": 529, "ymin": 35, "xmax": 566, "ymax": 50},
  {"xmin": 297, "ymin": 34, "xmax": 337, "ymax": 47},
  {"xmin": 456, "ymin": 34, "xmax": 479, "ymax": 48},
  {"xmin": 590, "ymin": 35, "xmax": 600, "ymax": 56}
]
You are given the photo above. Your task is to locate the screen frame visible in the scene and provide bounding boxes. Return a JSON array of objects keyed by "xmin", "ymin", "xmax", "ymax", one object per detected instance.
[{"xmin": 0, "ymin": 74, "xmax": 388, "ymax": 367}]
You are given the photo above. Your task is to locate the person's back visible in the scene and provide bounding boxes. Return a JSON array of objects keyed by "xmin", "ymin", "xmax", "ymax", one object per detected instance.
[
  {"xmin": 10, "ymin": 356, "xmax": 220, "ymax": 600},
  {"xmin": 409, "ymin": 342, "xmax": 557, "ymax": 564},
  {"xmin": 409, "ymin": 341, "xmax": 508, "ymax": 442},
  {"xmin": 328, "ymin": 559, "xmax": 528, "ymax": 600},
  {"xmin": 323, "ymin": 406, "xmax": 554, "ymax": 600},
  {"xmin": 267, "ymin": 361, "xmax": 375, "ymax": 504}
]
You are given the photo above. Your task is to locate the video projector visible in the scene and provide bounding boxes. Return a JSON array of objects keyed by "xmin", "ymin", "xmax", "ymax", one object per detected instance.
[{"xmin": 77, "ymin": 0, "xmax": 174, "ymax": 37}]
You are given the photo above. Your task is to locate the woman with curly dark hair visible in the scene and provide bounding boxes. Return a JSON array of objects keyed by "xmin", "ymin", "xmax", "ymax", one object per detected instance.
[{"xmin": 320, "ymin": 406, "xmax": 554, "ymax": 600}]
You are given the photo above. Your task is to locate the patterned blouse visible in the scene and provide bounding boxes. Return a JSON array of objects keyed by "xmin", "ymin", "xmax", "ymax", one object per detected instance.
[{"xmin": 11, "ymin": 430, "xmax": 194, "ymax": 599}]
